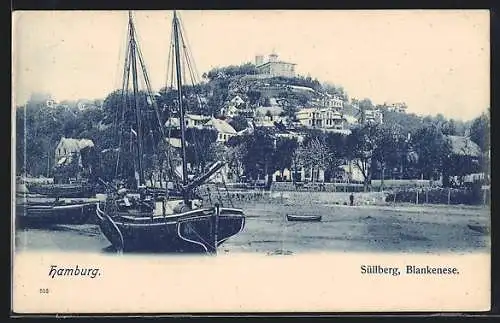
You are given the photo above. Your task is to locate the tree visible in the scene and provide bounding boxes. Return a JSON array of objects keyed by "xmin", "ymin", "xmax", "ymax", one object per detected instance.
[
  {"xmin": 441, "ymin": 119, "xmax": 457, "ymax": 136},
  {"xmin": 346, "ymin": 124, "xmax": 379, "ymax": 190},
  {"xmin": 469, "ymin": 111, "xmax": 490, "ymax": 153},
  {"xmin": 224, "ymin": 143, "xmax": 248, "ymax": 182},
  {"xmin": 273, "ymin": 138, "xmax": 299, "ymax": 181},
  {"xmin": 246, "ymin": 90, "xmax": 262, "ymax": 107},
  {"xmin": 324, "ymin": 132, "xmax": 348, "ymax": 181},
  {"xmin": 412, "ymin": 124, "xmax": 449, "ymax": 181},
  {"xmin": 185, "ymin": 128, "xmax": 218, "ymax": 174},
  {"xmin": 323, "ymin": 82, "xmax": 348, "ymax": 101},
  {"xmin": 237, "ymin": 128, "xmax": 276, "ymax": 188},
  {"xmin": 205, "ymin": 63, "xmax": 258, "ymax": 81},
  {"xmin": 371, "ymin": 125, "xmax": 403, "ymax": 189},
  {"xmin": 356, "ymin": 98, "xmax": 374, "ymax": 125},
  {"xmin": 294, "ymin": 135, "xmax": 332, "ymax": 183}
]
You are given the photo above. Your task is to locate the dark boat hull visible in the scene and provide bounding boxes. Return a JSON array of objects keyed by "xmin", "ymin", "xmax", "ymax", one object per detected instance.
[
  {"xmin": 96, "ymin": 203, "xmax": 245, "ymax": 253},
  {"xmin": 286, "ymin": 214, "xmax": 322, "ymax": 222},
  {"xmin": 16, "ymin": 202, "xmax": 97, "ymax": 226}
]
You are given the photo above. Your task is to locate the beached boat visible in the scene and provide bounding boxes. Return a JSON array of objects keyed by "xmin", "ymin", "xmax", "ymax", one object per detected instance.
[
  {"xmin": 95, "ymin": 11, "xmax": 245, "ymax": 253},
  {"xmin": 16, "ymin": 197, "xmax": 99, "ymax": 226},
  {"xmin": 25, "ymin": 182, "xmax": 95, "ymax": 198},
  {"xmin": 286, "ymin": 214, "xmax": 322, "ymax": 222}
]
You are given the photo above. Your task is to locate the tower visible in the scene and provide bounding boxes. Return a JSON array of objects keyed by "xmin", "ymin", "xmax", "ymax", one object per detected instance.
[
  {"xmin": 255, "ymin": 55, "xmax": 264, "ymax": 66},
  {"xmin": 269, "ymin": 51, "xmax": 278, "ymax": 62}
]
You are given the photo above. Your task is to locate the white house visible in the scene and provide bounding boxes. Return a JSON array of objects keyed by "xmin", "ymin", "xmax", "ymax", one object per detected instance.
[
  {"xmin": 54, "ymin": 137, "xmax": 94, "ymax": 168},
  {"xmin": 324, "ymin": 93, "xmax": 344, "ymax": 109},
  {"xmin": 165, "ymin": 114, "xmax": 211, "ymax": 129},
  {"xmin": 230, "ymin": 95, "xmax": 245, "ymax": 107},
  {"xmin": 296, "ymin": 107, "xmax": 350, "ymax": 132},
  {"xmin": 364, "ymin": 109, "xmax": 384, "ymax": 124},
  {"xmin": 220, "ymin": 105, "xmax": 240, "ymax": 118},
  {"xmin": 203, "ymin": 118, "xmax": 238, "ymax": 143}
]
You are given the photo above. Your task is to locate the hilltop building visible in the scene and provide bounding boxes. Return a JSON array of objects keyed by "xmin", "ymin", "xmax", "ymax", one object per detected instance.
[
  {"xmin": 386, "ymin": 102, "xmax": 408, "ymax": 113},
  {"xmin": 255, "ymin": 52, "xmax": 296, "ymax": 78}
]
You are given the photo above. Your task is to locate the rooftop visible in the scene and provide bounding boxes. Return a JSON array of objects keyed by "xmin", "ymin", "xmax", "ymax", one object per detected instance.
[
  {"xmin": 204, "ymin": 118, "xmax": 237, "ymax": 134},
  {"xmin": 446, "ymin": 135, "xmax": 481, "ymax": 157}
]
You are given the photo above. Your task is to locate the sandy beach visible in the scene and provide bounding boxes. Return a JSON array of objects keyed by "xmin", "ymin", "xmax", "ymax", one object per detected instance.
[{"xmin": 14, "ymin": 191, "xmax": 490, "ymax": 255}]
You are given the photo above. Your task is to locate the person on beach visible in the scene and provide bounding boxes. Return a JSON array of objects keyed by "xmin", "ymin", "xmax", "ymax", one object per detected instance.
[{"xmin": 349, "ymin": 193, "xmax": 354, "ymax": 206}]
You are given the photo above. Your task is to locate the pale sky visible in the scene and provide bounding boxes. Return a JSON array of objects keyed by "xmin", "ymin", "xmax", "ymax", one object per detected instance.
[{"xmin": 12, "ymin": 10, "xmax": 489, "ymax": 121}]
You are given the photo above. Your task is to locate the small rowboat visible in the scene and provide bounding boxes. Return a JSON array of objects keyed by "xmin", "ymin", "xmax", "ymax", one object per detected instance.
[{"xmin": 286, "ymin": 214, "xmax": 322, "ymax": 222}]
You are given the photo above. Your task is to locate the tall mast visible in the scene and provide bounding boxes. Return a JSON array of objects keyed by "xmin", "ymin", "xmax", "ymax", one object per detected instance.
[
  {"xmin": 129, "ymin": 11, "xmax": 145, "ymax": 186},
  {"xmin": 173, "ymin": 11, "xmax": 189, "ymax": 188}
]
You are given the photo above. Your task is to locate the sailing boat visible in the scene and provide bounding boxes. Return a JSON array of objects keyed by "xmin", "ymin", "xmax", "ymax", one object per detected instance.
[{"xmin": 95, "ymin": 11, "xmax": 245, "ymax": 253}]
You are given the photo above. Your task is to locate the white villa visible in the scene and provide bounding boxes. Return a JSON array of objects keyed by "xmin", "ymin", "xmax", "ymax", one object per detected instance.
[
  {"xmin": 295, "ymin": 107, "xmax": 350, "ymax": 133},
  {"xmin": 164, "ymin": 114, "xmax": 212, "ymax": 129},
  {"xmin": 203, "ymin": 118, "xmax": 238, "ymax": 143}
]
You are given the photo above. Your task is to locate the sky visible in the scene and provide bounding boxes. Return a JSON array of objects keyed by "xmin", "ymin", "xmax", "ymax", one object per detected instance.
[{"xmin": 12, "ymin": 10, "xmax": 489, "ymax": 121}]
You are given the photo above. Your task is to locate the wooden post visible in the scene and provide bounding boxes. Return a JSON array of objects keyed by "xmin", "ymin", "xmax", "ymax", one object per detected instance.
[
  {"xmin": 425, "ymin": 188, "xmax": 428, "ymax": 204},
  {"xmin": 447, "ymin": 188, "xmax": 451, "ymax": 205},
  {"xmin": 416, "ymin": 189, "xmax": 419, "ymax": 205}
]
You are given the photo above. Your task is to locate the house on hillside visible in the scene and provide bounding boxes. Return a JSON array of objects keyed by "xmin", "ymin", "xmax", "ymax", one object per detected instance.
[
  {"xmin": 54, "ymin": 137, "xmax": 95, "ymax": 183},
  {"xmin": 221, "ymin": 105, "xmax": 240, "ymax": 118},
  {"xmin": 203, "ymin": 118, "xmax": 238, "ymax": 143},
  {"xmin": 386, "ymin": 102, "xmax": 408, "ymax": 113},
  {"xmin": 164, "ymin": 114, "xmax": 211, "ymax": 129},
  {"xmin": 323, "ymin": 93, "xmax": 344, "ymax": 109},
  {"xmin": 364, "ymin": 108, "xmax": 384, "ymax": 124},
  {"xmin": 254, "ymin": 106, "xmax": 286, "ymax": 127},
  {"xmin": 230, "ymin": 95, "xmax": 245, "ymax": 107},
  {"xmin": 296, "ymin": 107, "xmax": 351, "ymax": 133},
  {"xmin": 255, "ymin": 52, "xmax": 296, "ymax": 78}
]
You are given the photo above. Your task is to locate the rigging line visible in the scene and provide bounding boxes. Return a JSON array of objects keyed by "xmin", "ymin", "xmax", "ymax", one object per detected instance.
[
  {"xmin": 215, "ymin": 181, "xmax": 223, "ymax": 206},
  {"xmin": 170, "ymin": 37, "xmax": 175, "ymax": 90},
  {"xmin": 177, "ymin": 32, "xmax": 204, "ymax": 173},
  {"xmin": 206, "ymin": 186, "xmax": 213, "ymax": 206},
  {"xmin": 133, "ymin": 32, "xmax": 167, "ymax": 141},
  {"xmin": 178, "ymin": 16, "xmax": 201, "ymax": 84},
  {"xmin": 115, "ymin": 36, "xmax": 131, "ymax": 140},
  {"xmin": 129, "ymin": 13, "xmax": 145, "ymax": 186},
  {"xmin": 179, "ymin": 29, "xmax": 199, "ymax": 88},
  {"xmin": 221, "ymin": 171, "xmax": 234, "ymax": 208},
  {"xmin": 169, "ymin": 15, "xmax": 177, "ymax": 90},
  {"xmin": 113, "ymin": 15, "xmax": 128, "ymax": 93},
  {"xmin": 164, "ymin": 24, "xmax": 175, "ymax": 91},
  {"xmin": 115, "ymin": 37, "xmax": 132, "ymax": 179}
]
